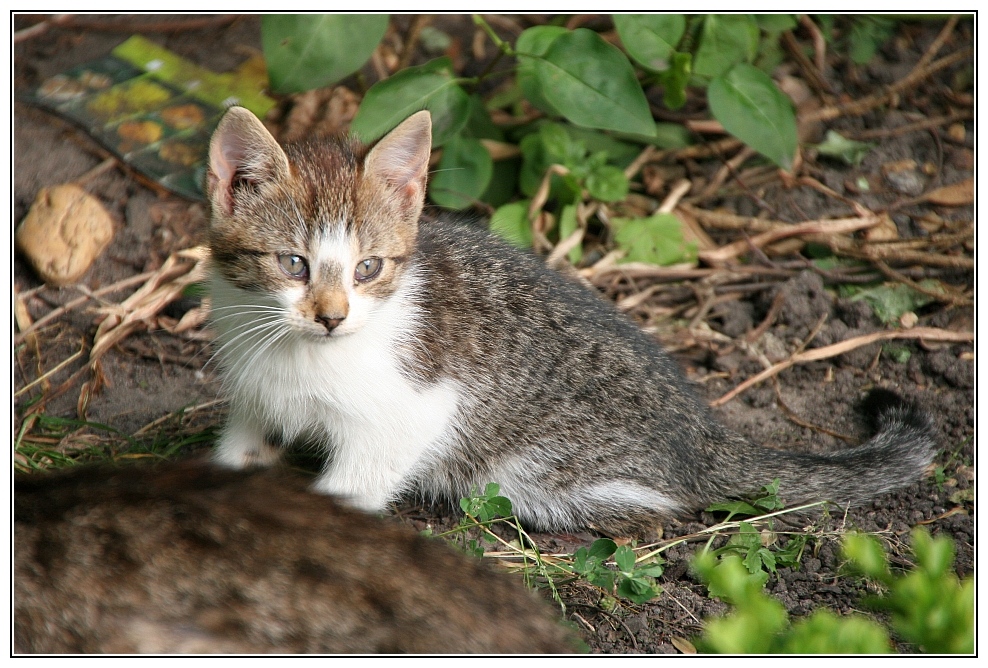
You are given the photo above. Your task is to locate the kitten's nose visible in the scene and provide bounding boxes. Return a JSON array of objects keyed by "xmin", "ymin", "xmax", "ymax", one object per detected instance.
[{"xmin": 316, "ymin": 314, "xmax": 346, "ymax": 332}]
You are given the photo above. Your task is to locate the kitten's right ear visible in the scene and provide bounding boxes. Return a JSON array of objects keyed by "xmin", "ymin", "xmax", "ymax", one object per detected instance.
[
  {"xmin": 207, "ymin": 107, "xmax": 290, "ymax": 217},
  {"xmin": 363, "ymin": 110, "xmax": 432, "ymax": 210}
]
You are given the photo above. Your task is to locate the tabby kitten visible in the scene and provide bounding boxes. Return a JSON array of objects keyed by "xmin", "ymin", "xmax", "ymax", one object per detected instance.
[
  {"xmin": 206, "ymin": 107, "xmax": 936, "ymax": 536},
  {"xmin": 14, "ymin": 461, "xmax": 577, "ymax": 654}
]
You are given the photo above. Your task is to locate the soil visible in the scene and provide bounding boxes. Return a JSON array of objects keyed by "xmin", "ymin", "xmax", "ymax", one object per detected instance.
[{"xmin": 13, "ymin": 15, "xmax": 974, "ymax": 655}]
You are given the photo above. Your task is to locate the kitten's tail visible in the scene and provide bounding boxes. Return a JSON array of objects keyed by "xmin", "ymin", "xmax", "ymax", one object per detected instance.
[{"xmin": 720, "ymin": 389, "xmax": 938, "ymax": 510}]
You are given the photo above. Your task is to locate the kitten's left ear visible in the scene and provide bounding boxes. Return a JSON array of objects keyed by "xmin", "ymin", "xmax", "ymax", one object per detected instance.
[
  {"xmin": 207, "ymin": 107, "xmax": 291, "ymax": 217},
  {"xmin": 363, "ymin": 110, "xmax": 432, "ymax": 209}
]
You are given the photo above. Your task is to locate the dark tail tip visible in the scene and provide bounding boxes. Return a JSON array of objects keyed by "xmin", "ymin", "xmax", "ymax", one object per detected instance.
[{"xmin": 860, "ymin": 388, "xmax": 932, "ymax": 434}]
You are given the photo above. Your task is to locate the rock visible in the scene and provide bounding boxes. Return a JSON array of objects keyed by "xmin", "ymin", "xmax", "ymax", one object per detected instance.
[{"xmin": 15, "ymin": 184, "xmax": 115, "ymax": 286}]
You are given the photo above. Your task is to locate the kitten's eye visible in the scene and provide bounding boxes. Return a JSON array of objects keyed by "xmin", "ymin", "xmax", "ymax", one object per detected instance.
[
  {"xmin": 355, "ymin": 257, "xmax": 383, "ymax": 282},
  {"xmin": 278, "ymin": 254, "xmax": 309, "ymax": 280}
]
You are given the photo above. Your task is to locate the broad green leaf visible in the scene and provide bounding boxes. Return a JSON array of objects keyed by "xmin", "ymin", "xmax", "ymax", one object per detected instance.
[
  {"xmin": 585, "ymin": 165, "xmax": 629, "ymax": 202},
  {"xmin": 615, "ymin": 545, "xmax": 637, "ymax": 573},
  {"xmin": 705, "ymin": 500, "xmax": 762, "ymax": 518},
  {"xmin": 814, "ymin": 130, "xmax": 875, "ymax": 166},
  {"xmin": 489, "ymin": 200, "xmax": 533, "ymax": 248},
  {"xmin": 658, "ymin": 51, "xmax": 692, "ymax": 109},
  {"xmin": 708, "ymin": 64, "xmax": 797, "ymax": 170},
  {"xmin": 615, "ymin": 121, "xmax": 694, "ymax": 149},
  {"xmin": 351, "ymin": 58, "xmax": 469, "ymax": 146},
  {"xmin": 262, "ymin": 15, "xmax": 388, "ymax": 94},
  {"xmin": 617, "ymin": 577, "xmax": 660, "ymax": 604},
  {"xmin": 755, "ymin": 14, "xmax": 798, "ymax": 34},
  {"xmin": 429, "ymin": 136, "xmax": 493, "ymax": 210},
  {"xmin": 535, "ymin": 29, "xmax": 656, "ymax": 136},
  {"xmin": 588, "ymin": 538, "xmax": 618, "ymax": 560},
  {"xmin": 516, "ymin": 25, "xmax": 568, "ymax": 116},
  {"xmin": 692, "ymin": 14, "xmax": 759, "ymax": 81},
  {"xmin": 613, "ymin": 212, "xmax": 698, "ymax": 266},
  {"xmin": 613, "ymin": 14, "xmax": 686, "ymax": 72}
]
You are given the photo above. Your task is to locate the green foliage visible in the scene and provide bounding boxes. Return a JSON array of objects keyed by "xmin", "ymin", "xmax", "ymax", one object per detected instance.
[
  {"xmin": 489, "ymin": 200, "xmax": 533, "ymax": 248},
  {"xmin": 692, "ymin": 14, "xmax": 760, "ymax": 81},
  {"xmin": 459, "ymin": 482, "xmax": 513, "ymax": 522},
  {"xmin": 569, "ymin": 539, "xmax": 665, "ymax": 604},
  {"xmin": 449, "ymin": 485, "xmax": 664, "ymax": 606},
  {"xmin": 708, "ymin": 64, "xmax": 797, "ymax": 170},
  {"xmin": 614, "ymin": 14, "xmax": 686, "ymax": 72},
  {"xmin": 844, "ymin": 529, "xmax": 974, "ymax": 654},
  {"xmin": 694, "ymin": 528, "xmax": 973, "ymax": 654},
  {"xmin": 842, "ymin": 280, "xmax": 941, "ymax": 324},
  {"xmin": 351, "ymin": 57, "xmax": 469, "ymax": 145},
  {"xmin": 612, "ymin": 212, "xmax": 697, "ymax": 266},
  {"xmin": 814, "ymin": 130, "xmax": 876, "ymax": 166},
  {"xmin": 258, "ymin": 14, "xmax": 922, "ymax": 268},
  {"xmin": 261, "ymin": 15, "xmax": 388, "ymax": 94},
  {"xmin": 430, "ymin": 135, "xmax": 493, "ymax": 209},
  {"xmin": 534, "ymin": 29, "xmax": 656, "ymax": 137}
]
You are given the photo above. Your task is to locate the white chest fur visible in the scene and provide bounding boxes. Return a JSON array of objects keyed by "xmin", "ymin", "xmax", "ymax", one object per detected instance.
[{"xmin": 209, "ymin": 270, "xmax": 462, "ymax": 510}]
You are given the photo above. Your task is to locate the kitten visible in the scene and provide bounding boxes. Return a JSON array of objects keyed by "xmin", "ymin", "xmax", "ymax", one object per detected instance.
[
  {"xmin": 205, "ymin": 107, "xmax": 937, "ymax": 536},
  {"xmin": 14, "ymin": 461, "xmax": 578, "ymax": 654}
]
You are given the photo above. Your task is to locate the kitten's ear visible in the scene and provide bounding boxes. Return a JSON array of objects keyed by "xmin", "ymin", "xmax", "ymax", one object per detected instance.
[
  {"xmin": 207, "ymin": 107, "xmax": 290, "ymax": 217},
  {"xmin": 363, "ymin": 110, "xmax": 432, "ymax": 209}
]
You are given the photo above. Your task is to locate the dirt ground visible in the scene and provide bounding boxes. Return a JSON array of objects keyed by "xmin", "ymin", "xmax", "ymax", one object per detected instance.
[{"xmin": 13, "ymin": 15, "xmax": 974, "ymax": 654}]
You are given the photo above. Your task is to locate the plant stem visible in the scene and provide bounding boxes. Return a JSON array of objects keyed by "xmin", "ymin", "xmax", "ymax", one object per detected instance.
[{"xmin": 473, "ymin": 14, "xmax": 514, "ymax": 56}]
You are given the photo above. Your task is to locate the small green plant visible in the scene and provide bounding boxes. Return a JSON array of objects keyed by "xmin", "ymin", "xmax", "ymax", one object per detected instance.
[
  {"xmin": 444, "ymin": 484, "xmax": 666, "ymax": 607},
  {"xmin": 844, "ymin": 528, "xmax": 974, "ymax": 654},
  {"xmin": 703, "ymin": 479, "xmax": 811, "ymax": 581},
  {"xmin": 568, "ymin": 539, "xmax": 665, "ymax": 604},
  {"xmin": 694, "ymin": 551, "xmax": 892, "ymax": 653},
  {"xmin": 694, "ymin": 527, "xmax": 973, "ymax": 654}
]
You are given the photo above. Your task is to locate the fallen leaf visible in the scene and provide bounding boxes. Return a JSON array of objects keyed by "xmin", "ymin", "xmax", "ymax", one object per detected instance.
[
  {"xmin": 921, "ymin": 177, "xmax": 974, "ymax": 206},
  {"xmin": 671, "ymin": 636, "xmax": 697, "ymax": 654}
]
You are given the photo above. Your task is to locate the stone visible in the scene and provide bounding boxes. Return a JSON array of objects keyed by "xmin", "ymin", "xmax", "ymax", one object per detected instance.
[{"xmin": 15, "ymin": 184, "xmax": 115, "ymax": 286}]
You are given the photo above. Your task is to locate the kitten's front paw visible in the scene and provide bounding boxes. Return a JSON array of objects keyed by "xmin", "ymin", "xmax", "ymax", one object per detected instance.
[
  {"xmin": 311, "ymin": 473, "xmax": 389, "ymax": 513},
  {"xmin": 212, "ymin": 421, "xmax": 280, "ymax": 469}
]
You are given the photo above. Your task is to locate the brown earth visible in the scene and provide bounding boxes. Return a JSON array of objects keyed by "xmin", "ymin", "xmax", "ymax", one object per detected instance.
[{"xmin": 13, "ymin": 14, "xmax": 974, "ymax": 654}]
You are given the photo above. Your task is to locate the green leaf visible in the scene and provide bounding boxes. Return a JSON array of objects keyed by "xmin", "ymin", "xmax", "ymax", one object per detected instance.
[
  {"xmin": 708, "ymin": 64, "xmax": 797, "ymax": 170},
  {"xmin": 780, "ymin": 610, "xmax": 892, "ymax": 653},
  {"xmin": 849, "ymin": 280, "xmax": 940, "ymax": 324},
  {"xmin": 261, "ymin": 14, "xmax": 388, "ymax": 94},
  {"xmin": 613, "ymin": 14, "xmax": 686, "ymax": 72},
  {"xmin": 706, "ymin": 500, "xmax": 763, "ymax": 518},
  {"xmin": 261, "ymin": 15, "xmax": 388, "ymax": 94},
  {"xmin": 588, "ymin": 538, "xmax": 618, "ymax": 560},
  {"xmin": 842, "ymin": 533, "xmax": 891, "ymax": 583},
  {"xmin": 586, "ymin": 164, "xmax": 629, "ymax": 202},
  {"xmin": 350, "ymin": 58, "xmax": 469, "ymax": 146},
  {"xmin": 614, "ymin": 545, "xmax": 637, "ymax": 573},
  {"xmin": 658, "ymin": 51, "xmax": 692, "ymax": 110},
  {"xmin": 848, "ymin": 17, "xmax": 896, "ymax": 65},
  {"xmin": 814, "ymin": 130, "xmax": 875, "ymax": 166},
  {"xmin": 613, "ymin": 212, "xmax": 698, "ymax": 266},
  {"xmin": 489, "ymin": 200, "xmax": 533, "ymax": 248},
  {"xmin": 755, "ymin": 14, "xmax": 798, "ymax": 34},
  {"xmin": 515, "ymin": 25, "xmax": 568, "ymax": 116},
  {"xmin": 692, "ymin": 14, "xmax": 759, "ymax": 81},
  {"xmin": 429, "ymin": 136, "xmax": 493, "ymax": 209},
  {"xmin": 617, "ymin": 576, "xmax": 660, "ymax": 604},
  {"xmin": 534, "ymin": 29, "xmax": 656, "ymax": 136}
]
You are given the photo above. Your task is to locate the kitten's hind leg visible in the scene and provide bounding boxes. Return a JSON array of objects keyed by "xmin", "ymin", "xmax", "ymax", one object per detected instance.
[{"xmin": 213, "ymin": 411, "xmax": 280, "ymax": 469}]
